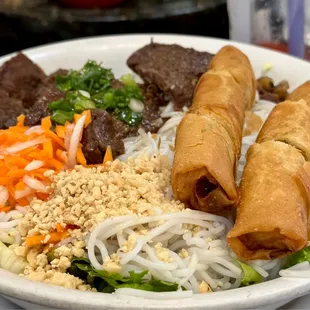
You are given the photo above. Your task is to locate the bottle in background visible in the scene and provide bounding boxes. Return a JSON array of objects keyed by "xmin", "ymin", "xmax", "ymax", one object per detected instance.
[{"xmin": 228, "ymin": 0, "xmax": 309, "ymax": 60}]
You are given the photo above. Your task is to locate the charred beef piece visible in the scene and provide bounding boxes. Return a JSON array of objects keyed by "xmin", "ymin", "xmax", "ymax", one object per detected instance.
[
  {"xmin": 140, "ymin": 83, "xmax": 166, "ymax": 133},
  {"xmin": 0, "ymin": 90, "xmax": 24, "ymax": 129},
  {"xmin": 46, "ymin": 69, "xmax": 69, "ymax": 84},
  {"xmin": 81, "ymin": 82, "xmax": 168, "ymax": 164},
  {"xmin": 25, "ymin": 70, "xmax": 68, "ymax": 126},
  {"xmin": 127, "ymin": 42, "xmax": 213, "ymax": 109},
  {"xmin": 82, "ymin": 109, "xmax": 135, "ymax": 164},
  {"xmin": 25, "ymin": 84, "xmax": 65, "ymax": 126},
  {"xmin": 0, "ymin": 53, "xmax": 46, "ymax": 108}
]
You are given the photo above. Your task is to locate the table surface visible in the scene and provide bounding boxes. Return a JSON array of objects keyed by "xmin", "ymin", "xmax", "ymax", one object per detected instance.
[
  {"xmin": 0, "ymin": 294, "xmax": 309, "ymax": 310},
  {"xmin": 0, "ymin": 0, "xmax": 226, "ymax": 22}
]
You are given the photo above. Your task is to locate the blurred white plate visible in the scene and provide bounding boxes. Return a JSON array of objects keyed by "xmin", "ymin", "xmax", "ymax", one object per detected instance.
[{"xmin": 1, "ymin": 34, "xmax": 310, "ymax": 310}]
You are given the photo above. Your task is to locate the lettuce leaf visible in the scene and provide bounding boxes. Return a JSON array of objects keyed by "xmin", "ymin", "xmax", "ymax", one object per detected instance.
[
  {"xmin": 285, "ymin": 246, "xmax": 310, "ymax": 268},
  {"xmin": 235, "ymin": 260, "xmax": 262, "ymax": 286},
  {"xmin": 68, "ymin": 258, "xmax": 178, "ymax": 293}
]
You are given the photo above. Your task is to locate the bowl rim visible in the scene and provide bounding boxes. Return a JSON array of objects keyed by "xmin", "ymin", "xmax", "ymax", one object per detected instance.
[
  {"xmin": 1, "ymin": 269, "xmax": 310, "ymax": 309},
  {"xmin": 1, "ymin": 33, "xmax": 310, "ymax": 309}
]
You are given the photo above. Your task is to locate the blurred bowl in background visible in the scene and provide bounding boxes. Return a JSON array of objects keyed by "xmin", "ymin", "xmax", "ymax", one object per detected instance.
[{"xmin": 58, "ymin": 0, "xmax": 126, "ymax": 9}]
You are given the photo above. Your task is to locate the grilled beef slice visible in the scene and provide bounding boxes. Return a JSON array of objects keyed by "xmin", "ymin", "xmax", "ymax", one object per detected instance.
[
  {"xmin": 140, "ymin": 83, "xmax": 166, "ymax": 133},
  {"xmin": 25, "ymin": 69, "xmax": 69, "ymax": 126},
  {"xmin": 25, "ymin": 84, "xmax": 65, "ymax": 126},
  {"xmin": 0, "ymin": 90, "xmax": 24, "ymax": 129},
  {"xmin": 82, "ymin": 109, "xmax": 134, "ymax": 164},
  {"xmin": 0, "ymin": 53, "xmax": 46, "ymax": 108},
  {"xmin": 127, "ymin": 42, "xmax": 213, "ymax": 109},
  {"xmin": 81, "ymin": 81, "xmax": 168, "ymax": 164}
]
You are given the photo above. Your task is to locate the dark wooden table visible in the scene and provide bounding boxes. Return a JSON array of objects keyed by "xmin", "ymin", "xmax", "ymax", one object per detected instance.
[{"xmin": 0, "ymin": 0, "xmax": 228, "ymax": 56}]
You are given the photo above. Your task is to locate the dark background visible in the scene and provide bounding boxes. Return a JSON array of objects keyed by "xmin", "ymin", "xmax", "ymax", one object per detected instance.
[{"xmin": 0, "ymin": 0, "xmax": 229, "ymax": 56}]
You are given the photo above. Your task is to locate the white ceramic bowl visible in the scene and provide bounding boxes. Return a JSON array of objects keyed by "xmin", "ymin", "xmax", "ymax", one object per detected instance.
[{"xmin": 1, "ymin": 34, "xmax": 310, "ymax": 310}]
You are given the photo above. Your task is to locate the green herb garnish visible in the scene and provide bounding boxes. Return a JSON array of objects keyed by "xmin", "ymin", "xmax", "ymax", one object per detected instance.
[
  {"xmin": 50, "ymin": 61, "xmax": 144, "ymax": 126},
  {"xmin": 51, "ymin": 110, "xmax": 75, "ymax": 125},
  {"xmin": 55, "ymin": 61, "xmax": 114, "ymax": 95},
  {"xmin": 68, "ymin": 257, "xmax": 178, "ymax": 293}
]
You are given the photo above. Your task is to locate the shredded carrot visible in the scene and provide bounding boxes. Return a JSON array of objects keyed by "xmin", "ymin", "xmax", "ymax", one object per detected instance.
[
  {"xmin": 56, "ymin": 149, "xmax": 68, "ymax": 163},
  {"xmin": 0, "ymin": 111, "xmax": 92, "ymax": 211},
  {"xmin": 44, "ymin": 130, "xmax": 65, "ymax": 148},
  {"xmin": 43, "ymin": 140, "xmax": 54, "ymax": 159},
  {"xmin": 74, "ymin": 114, "xmax": 82, "ymax": 124},
  {"xmin": 7, "ymin": 169, "xmax": 27, "ymax": 179},
  {"xmin": 0, "ymin": 206, "xmax": 11, "ymax": 213},
  {"xmin": 82, "ymin": 110, "xmax": 92, "ymax": 127},
  {"xmin": 35, "ymin": 192, "xmax": 50, "ymax": 201},
  {"xmin": 15, "ymin": 181, "xmax": 26, "ymax": 191},
  {"xmin": 56, "ymin": 223, "xmax": 65, "ymax": 233},
  {"xmin": 103, "ymin": 145, "xmax": 113, "ymax": 164},
  {"xmin": 0, "ymin": 177, "xmax": 9, "ymax": 186},
  {"xmin": 5, "ymin": 156, "xmax": 29, "ymax": 169},
  {"xmin": 16, "ymin": 197, "xmax": 30, "ymax": 206},
  {"xmin": 41, "ymin": 116, "xmax": 52, "ymax": 131},
  {"xmin": 16, "ymin": 115, "xmax": 25, "ymax": 127},
  {"xmin": 49, "ymin": 158, "xmax": 64, "ymax": 172},
  {"xmin": 55, "ymin": 125, "xmax": 66, "ymax": 138},
  {"xmin": 76, "ymin": 147, "xmax": 87, "ymax": 166},
  {"xmin": 25, "ymin": 231, "xmax": 69, "ymax": 248}
]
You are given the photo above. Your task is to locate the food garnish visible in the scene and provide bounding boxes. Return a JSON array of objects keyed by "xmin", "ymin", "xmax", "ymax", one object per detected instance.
[
  {"xmin": 49, "ymin": 61, "xmax": 144, "ymax": 127},
  {"xmin": 68, "ymin": 258, "xmax": 179, "ymax": 293}
]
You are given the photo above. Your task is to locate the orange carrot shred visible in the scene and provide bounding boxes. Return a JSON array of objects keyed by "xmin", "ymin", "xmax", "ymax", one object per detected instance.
[
  {"xmin": 26, "ymin": 231, "xmax": 69, "ymax": 248},
  {"xmin": 74, "ymin": 114, "xmax": 82, "ymax": 124},
  {"xmin": 55, "ymin": 125, "xmax": 66, "ymax": 138},
  {"xmin": 103, "ymin": 145, "xmax": 113, "ymax": 164},
  {"xmin": 0, "ymin": 177, "xmax": 9, "ymax": 186},
  {"xmin": 16, "ymin": 115, "xmax": 25, "ymax": 127},
  {"xmin": 56, "ymin": 223, "xmax": 65, "ymax": 233},
  {"xmin": 7, "ymin": 169, "xmax": 26, "ymax": 178},
  {"xmin": 35, "ymin": 192, "xmax": 50, "ymax": 201},
  {"xmin": 49, "ymin": 158, "xmax": 64, "ymax": 172},
  {"xmin": 56, "ymin": 149, "xmax": 67, "ymax": 163},
  {"xmin": 41, "ymin": 116, "xmax": 52, "ymax": 131},
  {"xmin": 16, "ymin": 197, "xmax": 30, "ymax": 207},
  {"xmin": 44, "ymin": 130, "xmax": 65, "ymax": 148},
  {"xmin": 0, "ymin": 111, "xmax": 90, "ymax": 210},
  {"xmin": 43, "ymin": 140, "xmax": 54, "ymax": 159},
  {"xmin": 0, "ymin": 206, "xmax": 11, "ymax": 213},
  {"xmin": 15, "ymin": 181, "xmax": 26, "ymax": 191},
  {"xmin": 82, "ymin": 110, "xmax": 92, "ymax": 127},
  {"xmin": 76, "ymin": 147, "xmax": 87, "ymax": 166}
]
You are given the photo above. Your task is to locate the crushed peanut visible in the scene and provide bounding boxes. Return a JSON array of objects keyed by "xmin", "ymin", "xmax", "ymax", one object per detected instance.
[{"xmin": 16, "ymin": 155, "xmax": 185, "ymax": 290}]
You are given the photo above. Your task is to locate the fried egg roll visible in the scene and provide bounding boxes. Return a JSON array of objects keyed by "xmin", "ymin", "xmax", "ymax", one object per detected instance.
[
  {"xmin": 228, "ymin": 82, "xmax": 310, "ymax": 260},
  {"xmin": 172, "ymin": 46, "xmax": 256, "ymax": 213},
  {"xmin": 227, "ymin": 141, "xmax": 309, "ymax": 260},
  {"xmin": 257, "ymin": 100, "xmax": 310, "ymax": 160},
  {"xmin": 288, "ymin": 81, "xmax": 310, "ymax": 104}
]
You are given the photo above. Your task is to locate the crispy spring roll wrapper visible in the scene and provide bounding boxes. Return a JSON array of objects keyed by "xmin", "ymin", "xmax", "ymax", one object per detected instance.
[
  {"xmin": 257, "ymin": 99, "xmax": 310, "ymax": 160},
  {"xmin": 288, "ymin": 81, "xmax": 310, "ymax": 104},
  {"xmin": 172, "ymin": 46, "xmax": 256, "ymax": 213},
  {"xmin": 227, "ymin": 141, "xmax": 310, "ymax": 260},
  {"xmin": 206, "ymin": 49, "xmax": 256, "ymax": 109}
]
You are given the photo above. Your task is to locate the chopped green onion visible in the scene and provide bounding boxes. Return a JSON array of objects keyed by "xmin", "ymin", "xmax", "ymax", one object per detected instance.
[
  {"xmin": 51, "ymin": 110, "xmax": 75, "ymax": 125},
  {"xmin": 121, "ymin": 74, "xmax": 137, "ymax": 87},
  {"xmin": 117, "ymin": 107, "xmax": 143, "ymax": 127}
]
